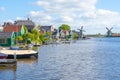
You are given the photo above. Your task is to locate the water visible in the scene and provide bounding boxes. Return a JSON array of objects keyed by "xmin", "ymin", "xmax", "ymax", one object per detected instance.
[{"xmin": 1, "ymin": 37, "xmax": 120, "ymax": 80}]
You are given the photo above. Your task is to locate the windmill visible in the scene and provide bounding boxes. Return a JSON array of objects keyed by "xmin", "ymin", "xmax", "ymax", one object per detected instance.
[
  {"xmin": 106, "ymin": 27, "xmax": 113, "ymax": 37},
  {"xmin": 77, "ymin": 26, "xmax": 85, "ymax": 39}
]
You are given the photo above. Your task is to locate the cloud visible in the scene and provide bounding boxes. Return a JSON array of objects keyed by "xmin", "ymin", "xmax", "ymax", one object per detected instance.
[{"xmin": 28, "ymin": 0, "xmax": 120, "ymax": 34}]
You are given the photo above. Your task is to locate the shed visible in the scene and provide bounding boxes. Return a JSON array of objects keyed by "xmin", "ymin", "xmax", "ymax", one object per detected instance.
[{"xmin": 0, "ymin": 32, "xmax": 15, "ymax": 46}]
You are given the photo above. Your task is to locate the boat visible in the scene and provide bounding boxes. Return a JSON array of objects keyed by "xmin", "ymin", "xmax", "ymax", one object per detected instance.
[
  {"xmin": 33, "ymin": 44, "xmax": 40, "ymax": 47},
  {"xmin": 0, "ymin": 53, "xmax": 8, "ymax": 59}
]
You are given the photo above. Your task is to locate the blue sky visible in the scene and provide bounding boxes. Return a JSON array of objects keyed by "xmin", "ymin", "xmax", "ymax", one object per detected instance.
[
  {"xmin": 97, "ymin": 0, "xmax": 120, "ymax": 12},
  {"xmin": 0, "ymin": 0, "xmax": 120, "ymax": 34}
]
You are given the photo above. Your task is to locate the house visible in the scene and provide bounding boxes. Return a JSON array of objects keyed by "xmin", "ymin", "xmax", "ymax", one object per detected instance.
[
  {"xmin": 0, "ymin": 32, "xmax": 15, "ymax": 46},
  {"xmin": 111, "ymin": 33, "xmax": 120, "ymax": 37},
  {"xmin": 60, "ymin": 30, "xmax": 70, "ymax": 39},
  {"xmin": 51, "ymin": 28, "xmax": 58, "ymax": 39},
  {"xmin": 14, "ymin": 18, "xmax": 35, "ymax": 32},
  {"xmin": 3, "ymin": 25, "xmax": 25, "ymax": 37},
  {"xmin": 40, "ymin": 25, "xmax": 54, "ymax": 34}
]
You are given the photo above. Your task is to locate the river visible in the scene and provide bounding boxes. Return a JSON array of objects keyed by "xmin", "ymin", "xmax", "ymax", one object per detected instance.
[{"xmin": 1, "ymin": 37, "xmax": 120, "ymax": 80}]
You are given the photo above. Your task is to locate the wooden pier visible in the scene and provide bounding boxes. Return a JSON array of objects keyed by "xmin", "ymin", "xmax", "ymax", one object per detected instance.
[
  {"xmin": 0, "ymin": 59, "xmax": 17, "ymax": 67},
  {"xmin": 0, "ymin": 50, "xmax": 38, "ymax": 59}
]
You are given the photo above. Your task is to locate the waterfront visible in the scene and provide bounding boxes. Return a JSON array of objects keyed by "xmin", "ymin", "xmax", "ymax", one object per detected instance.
[{"xmin": 1, "ymin": 38, "xmax": 120, "ymax": 80}]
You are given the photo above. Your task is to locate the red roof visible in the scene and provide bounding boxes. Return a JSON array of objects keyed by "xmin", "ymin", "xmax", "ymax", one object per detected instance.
[{"xmin": 3, "ymin": 25, "xmax": 22, "ymax": 32}]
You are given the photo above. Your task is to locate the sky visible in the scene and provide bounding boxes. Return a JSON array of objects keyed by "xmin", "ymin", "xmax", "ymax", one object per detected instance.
[{"xmin": 0, "ymin": 0, "xmax": 120, "ymax": 34}]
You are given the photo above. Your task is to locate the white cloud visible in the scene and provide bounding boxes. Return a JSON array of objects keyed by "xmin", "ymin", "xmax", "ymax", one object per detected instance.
[{"xmin": 28, "ymin": 0, "xmax": 120, "ymax": 34}]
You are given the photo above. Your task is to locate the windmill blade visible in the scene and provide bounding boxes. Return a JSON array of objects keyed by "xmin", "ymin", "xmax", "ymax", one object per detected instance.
[
  {"xmin": 77, "ymin": 29, "xmax": 80, "ymax": 31},
  {"xmin": 81, "ymin": 26, "xmax": 83, "ymax": 30},
  {"xmin": 106, "ymin": 27, "xmax": 109, "ymax": 30}
]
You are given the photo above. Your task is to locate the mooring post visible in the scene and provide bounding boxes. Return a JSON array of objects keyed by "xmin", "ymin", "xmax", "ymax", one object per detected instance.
[{"xmin": 14, "ymin": 52, "xmax": 16, "ymax": 60}]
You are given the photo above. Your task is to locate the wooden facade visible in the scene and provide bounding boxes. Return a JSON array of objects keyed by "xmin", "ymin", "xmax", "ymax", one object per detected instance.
[{"xmin": 0, "ymin": 32, "xmax": 15, "ymax": 46}]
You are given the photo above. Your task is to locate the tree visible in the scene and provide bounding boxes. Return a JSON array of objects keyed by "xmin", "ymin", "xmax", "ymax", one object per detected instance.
[
  {"xmin": 22, "ymin": 33, "xmax": 34, "ymax": 44},
  {"xmin": 31, "ymin": 29, "xmax": 40, "ymax": 42},
  {"xmin": 39, "ymin": 34, "xmax": 45, "ymax": 44},
  {"xmin": 16, "ymin": 36, "xmax": 23, "ymax": 42},
  {"xmin": 59, "ymin": 24, "xmax": 71, "ymax": 31},
  {"xmin": 31, "ymin": 29, "xmax": 40, "ymax": 35},
  {"xmin": 73, "ymin": 32, "xmax": 78, "ymax": 40}
]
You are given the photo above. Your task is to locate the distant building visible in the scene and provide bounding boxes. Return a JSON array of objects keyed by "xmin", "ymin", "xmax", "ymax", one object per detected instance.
[
  {"xmin": 59, "ymin": 30, "xmax": 70, "ymax": 39},
  {"xmin": 0, "ymin": 32, "xmax": 15, "ymax": 46},
  {"xmin": 40, "ymin": 25, "xmax": 54, "ymax": 34},
  {"xmin": 14, "ymin": 18, "xmax": 35, "ymax": 32},
  {"xmin": 111, "ymin": 33, "xmax": 120, "ymax": 37},
  {"xmin": 3, "ymin": 25, "xmax": 25, "ymax": 37}
]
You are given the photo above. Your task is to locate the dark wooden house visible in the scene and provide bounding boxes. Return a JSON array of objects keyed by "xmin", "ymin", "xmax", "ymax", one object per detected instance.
[
  {"xmin": 0, "ymin": 32, "xmax": 15, "ymax": 46},
  {"xmin": 40, "ymin": 25, "xmax": 54, "ymax": 34}
]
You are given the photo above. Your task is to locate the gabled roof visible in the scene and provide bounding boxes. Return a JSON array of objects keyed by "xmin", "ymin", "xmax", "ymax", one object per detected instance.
[
  {"xmin": 0, "ymin": 32, "xmax": 14, "ymax": 38},
  {"xmin": 3, "ymin": 25, "xmax": 22, "ymax": 32},
  {"xmin": 14, "ymin": 20, "xmax": 35, "ymax": 26},
  {"xmin": 14, "ymin": 18, "xmax": 35, "ymax": 31},
  {"xmin": 40, "ymin": 25, "xmax": 52, "ymax": 31}
]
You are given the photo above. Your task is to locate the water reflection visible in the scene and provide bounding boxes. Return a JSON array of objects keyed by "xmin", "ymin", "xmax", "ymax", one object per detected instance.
[
  {"xmin": 17, "ymin": 58, "xmax": 38, "ymax": 64},
  {"xmin": 0, "ymin": 58, "xmax": 38, "ymax": 80},
  {"xmin": 0, "ymin": 66, "xmax": 17, "ymax": 80}
]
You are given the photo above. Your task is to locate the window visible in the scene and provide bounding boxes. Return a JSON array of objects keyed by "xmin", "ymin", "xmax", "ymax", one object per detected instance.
[{"xmin": 0, "ymin": 38, "xmax": 7, "ymax": 44}]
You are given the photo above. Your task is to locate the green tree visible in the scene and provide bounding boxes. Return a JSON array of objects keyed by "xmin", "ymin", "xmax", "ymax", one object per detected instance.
[
  {"xmin": 16, "ymin": 36, "xmax": 23, "ymax": 41},
  {"xmin": 31, "ymin": 29, "xmax": 40, "ymax": 42},
  {"xmin": 22, "ymin": 33, "xmax": 34, "ymax": 44},
  {"xmin": 59, "ymin": 24, "xmax": 71, "ymax": 31},
  {"xmin": 39, "ymin": 34, "xmax": 45, "ymax": 44},
  {"xmin": 73, "ymin": 32, "xmax": 78, "ymax": 40},
  {"xmin": 31, "ymin": 29, "xmax": 40, "ymax": 35},
  {"xmin": 46, "ymin": 32, "xmax": 51, "ymax": 37}
]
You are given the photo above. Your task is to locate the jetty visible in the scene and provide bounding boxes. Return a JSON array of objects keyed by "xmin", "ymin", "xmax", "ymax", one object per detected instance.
[
  {"xmin": 0, "ymin": 59, "xmax": 17, "ymax": 67},
  {"xmin": 0, "ymin": 50, "xmax": 38, "ymax": 59}
]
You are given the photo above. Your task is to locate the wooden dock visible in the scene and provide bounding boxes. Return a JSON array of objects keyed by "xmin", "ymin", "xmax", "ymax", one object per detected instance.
[
  {"xmin": 0, "ymin": 59, "xmax": 17, "ymax": 67},
  {"xmin": 0, "ymin": 50, "xmax": 38, "ymax": 59}
]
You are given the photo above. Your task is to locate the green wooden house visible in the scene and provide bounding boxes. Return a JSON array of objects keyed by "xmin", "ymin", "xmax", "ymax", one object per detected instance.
[{"xmin": 0, "ymin": 32, "xmax": 15, "ymax": 46}]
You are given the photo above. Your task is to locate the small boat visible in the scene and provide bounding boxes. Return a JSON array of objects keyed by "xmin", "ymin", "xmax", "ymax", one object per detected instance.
[
  {"xmin": 0, "ymin": 53, "xmax": 8, "ymax": 59},
  {"xmin": 33, "ymin": 44, "xmax": 40, "ymax": 47}
]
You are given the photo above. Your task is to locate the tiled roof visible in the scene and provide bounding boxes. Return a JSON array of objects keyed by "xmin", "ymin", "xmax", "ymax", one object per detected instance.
[
  {"xmin": 40, "ymin": 26, "xmax": 52, "ymax": 31},
  {"xmin": 0, "ymin": 32, "xmax": 13, "ymax": 38},
  {"xmin": 14, "ymin": 18, "xmax": 35, "ymax": 31},
  {"xmin": 14, "ymin": 20, "xmax": 35, "ymax": 26},
  {"xmin": 3, "ymin": 25, "xmax": 22, "ymax": 32}
]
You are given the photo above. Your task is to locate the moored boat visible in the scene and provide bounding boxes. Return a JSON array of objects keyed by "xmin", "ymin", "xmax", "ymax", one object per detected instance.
[{"xmin": 0, "ymin": 53, "xmax": 8, "ymax": 59}]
